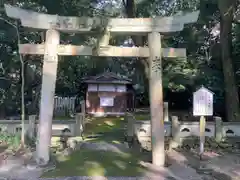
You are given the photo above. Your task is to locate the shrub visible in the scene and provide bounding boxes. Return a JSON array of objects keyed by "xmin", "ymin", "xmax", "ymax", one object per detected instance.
[{"xmin": 0, "ymin": 131, "xmax": 21, "ymax": 148}]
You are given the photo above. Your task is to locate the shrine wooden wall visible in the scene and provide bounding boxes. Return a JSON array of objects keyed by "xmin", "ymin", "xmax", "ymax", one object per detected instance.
[{"xmin": 86, "ymin": 83, "xmax": 134, "ymax": 115}]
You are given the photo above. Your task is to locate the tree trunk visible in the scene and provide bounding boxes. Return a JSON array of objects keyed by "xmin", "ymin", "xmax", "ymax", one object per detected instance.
[
  {"xmin": 123, "ymin": 0, "xmax": 149, "ymax": 76},
  {"xmin": 20, "ymin": 56, "xmax": 25, "ymax": 145},
  {"xmin": 218, "ymin": 0, "xmax": 240, "ymax": 121},
  {"xmin": 124, "ymin": 0, "xmax": 135, "ymax": 18}
]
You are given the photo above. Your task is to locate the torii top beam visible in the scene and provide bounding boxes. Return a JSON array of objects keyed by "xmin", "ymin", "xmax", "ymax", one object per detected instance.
[{"xmin": 4, "ymin": 4, "xmax": 199, "ymax": 34}]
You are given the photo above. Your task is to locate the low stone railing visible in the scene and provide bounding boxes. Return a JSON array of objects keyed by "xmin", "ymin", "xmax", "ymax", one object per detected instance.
[
  {"xmin": 0, "ymin": 113, "xmax": 85, "ymax": 138},
  {"xmin": 125, "ymin": 113, "xmax": 240, "ymax": 147}
]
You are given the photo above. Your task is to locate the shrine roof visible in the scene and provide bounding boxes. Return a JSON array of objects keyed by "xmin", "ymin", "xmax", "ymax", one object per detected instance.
[{"xmin": 83, "ymin": 72, "xmax": 132, "ymax": 84}]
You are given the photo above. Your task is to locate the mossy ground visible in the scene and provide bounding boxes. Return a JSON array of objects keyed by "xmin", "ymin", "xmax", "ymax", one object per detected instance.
[{"xmin": 45, "ymin": 115, "xmax": 151, "ymax": 177}]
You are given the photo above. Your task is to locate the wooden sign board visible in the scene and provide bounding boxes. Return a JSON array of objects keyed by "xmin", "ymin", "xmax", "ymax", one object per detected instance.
[
  {"xmin": 5, "ymin": 4, "xmax": 199, "ymax": 33},
  {"xmin": 19, "ymin": 44, "xmax": 186, "ymax": 58},
  {"xmin": 193, "ymin": 87, "xmax": 214, "ymax": 116}
]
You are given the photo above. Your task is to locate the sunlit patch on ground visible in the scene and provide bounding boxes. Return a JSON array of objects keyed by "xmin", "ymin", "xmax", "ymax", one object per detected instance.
[
  {"xmin": 104, "ymin": 120, "xmax": 115, "ymax": 126},
  {"xmin": 112, "ymin": 140, "xmax": 121, "ymax": 144}
]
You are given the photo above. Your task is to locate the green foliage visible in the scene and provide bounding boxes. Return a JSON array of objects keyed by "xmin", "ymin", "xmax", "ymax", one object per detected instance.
[
  {"xmin": 0, "ymin": 0, "xmax": 240, "ymax": 115},
  {"xmin": 0, "ymin": 131, "xmax": 21, "ymax": 148}
]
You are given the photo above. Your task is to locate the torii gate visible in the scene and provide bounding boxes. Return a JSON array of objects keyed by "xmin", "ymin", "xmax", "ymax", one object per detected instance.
[{"xmin": 5, "ymin": 4, "xmax": 199, "ymax": 167}]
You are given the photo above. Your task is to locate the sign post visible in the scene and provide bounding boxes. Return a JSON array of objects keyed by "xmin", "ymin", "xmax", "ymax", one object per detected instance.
[
  {"xmin": 199, "ymin": 115, "xmax": 206, "ymax": 158},
  {"xmin": 193, "ymin": 86, "xmax": 213, "ymax": 159}
]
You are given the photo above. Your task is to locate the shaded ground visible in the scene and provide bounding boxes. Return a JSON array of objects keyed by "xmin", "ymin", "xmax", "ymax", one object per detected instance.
[
  {"xmin": 43, "ymin": 115, "xmax": 215, "ymax": 179},
  {"xmin": 167, "ymin": 147, "xmax": 240, "ymax": 180},
  {"xmin": 43, "ymin": 149, "xmax": 146, "ymax": 177},
  {"xmin": 44, "ymin": 116, "xmax": 152, "ymax": 177},
  {"xmin": 0, "ymin": 144, "xmax": 9, "ymax": 166},
  {"xmin": 0, "ymin": 144, "xmax": 8, "ymax": 154},
  {"xmin": 2, "ymin": 115, "xmax": 239, "ymax": 179},
  {"xmin": 44, "ymin": 115, "xmax": 227, "ymax": 179}
]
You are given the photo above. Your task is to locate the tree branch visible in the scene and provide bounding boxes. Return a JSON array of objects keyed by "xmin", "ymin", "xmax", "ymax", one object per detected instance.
[
  {"xmin": 122, "ymin": 0, "xmax": 126, "ymax": 8},
  {"xmin": 233, "ymin": 19, "xmax": 240, "ymax": 24}
]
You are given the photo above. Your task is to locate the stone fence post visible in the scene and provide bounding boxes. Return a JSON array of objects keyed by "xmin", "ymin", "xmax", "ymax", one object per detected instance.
[
  {"xmin": 164, "ymin": 102, "xmax": 169, "ymax": 122},
  {"xmin": 214, "ymin": 116, "xmax": 222, "ymax": 142},
  {"xmin": 75, "ymin": 113, "xmax": 85, "ymax": 136},
  {"xmin": 80, "ymin": 101, "xmax": 85, "ymax": 113},
  {"xmin": 80, "ymin": 100, "xmax": 85, "ymax": 128},
  {"xmin": 28, "ymin": 114, "xmax": 37, "ymax": 139},
  {"xmin": 125, "ymin": 113, "xmax": 135, "ymax": 142},
  {"xmin": 170, "ymin": 116, "xmax": 180, "ymax": 149}
]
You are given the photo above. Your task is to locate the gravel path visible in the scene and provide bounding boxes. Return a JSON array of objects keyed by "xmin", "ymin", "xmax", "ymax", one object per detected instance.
[
  {"xmin": 80, "ymin": 141, "xmax": 129, "ymax": 153},
  {"xmin": 0, "ymin": 142, "xmax": 208, "ymax": 180}
]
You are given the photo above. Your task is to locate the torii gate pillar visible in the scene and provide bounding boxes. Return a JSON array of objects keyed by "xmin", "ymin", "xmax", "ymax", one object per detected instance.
[
  {"xmin": 148, "ymin": 32, "xmax": 165, "ymax": 166},
  {"xmin": 36, "ymin": 29, "xmax": 60, "ymax": 164}
]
